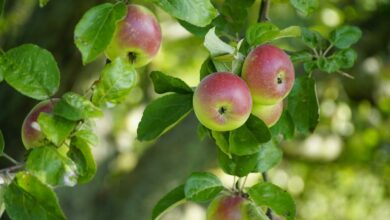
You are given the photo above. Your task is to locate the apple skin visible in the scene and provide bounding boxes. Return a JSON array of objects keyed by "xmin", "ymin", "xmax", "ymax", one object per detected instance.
[
  {"xmin": 242, "ymin": 44, "xmax": 295, "ymax": 105},
  {"xmin": 105, "ymin": 4, "xmax": 162, "ymax": 67},
  {"xmin": 193, "ymin": 72, "xmax": 252, "ymax": 131},
  {"xmin": 207, "ymin": 195, "xmax": 264, "ymax": 220},
  {"xmin": 21, "ymin": 99, "xmax": 58, "ymax": 149},
  {"xmin": 252, "ymin": 101, "xmax": 283, "ymax": 127}
]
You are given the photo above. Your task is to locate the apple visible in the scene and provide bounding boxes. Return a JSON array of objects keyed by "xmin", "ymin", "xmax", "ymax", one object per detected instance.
[
  {"xmin": 193, "ymin": 72, "xmax": 252, "ymax": 131},
  {"xmin": 252, "ymin": 101, "xmax": 283, "ymax": 127},
  {"xmin": 242, "ymin": 44, "xmax": 295, "ymax": 105},
  {"xmin": 21, "ymin": 99, "xmax": 58, "ymax": 149},
  {"xmin": 105, "ymin": 4, "xmax": 162, "ymax": 67},
  {"xmin": 207, "ymin": 194, "xmax": 264, "ymax": 220}
]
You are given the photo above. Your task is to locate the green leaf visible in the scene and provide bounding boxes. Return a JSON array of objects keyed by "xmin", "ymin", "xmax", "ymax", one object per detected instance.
[
  {"xmin": 0, "ymin": 130, "xmax": 4, "ymax": 155},
  {"xmin": 0, "ymin": 185, "xmax": 5, "ymax": 217},
  {"xmin": 276, "ymin": 26, "xmax": 301, "ymax": 39},
  {"xmin": 1, "ymin": 44, "xmax": 60, "ymax": 100},
  {"xmin": 200, "ymin": 57, "xmax": 217, "ymax": 81},
  {"xmin": 290, "ymin": 51, "xmax": 313, "ymax": 63},
  {"xmin": 68, "ymin": 137, "xmax": 97, "ymax": 184},
  {"xmin": 26, "ymin": 145, "xmax": 78, "ymax": 187},
  {"xmin": 217, "ymin": 149, "xmax": 259, "ymax": 177},
  {"xmin": 228, "ymin": 115, "xmax": 271, "ymax": 156},
  {"xmin": 74, "ymin": 2, "xmax": 126, "ymax": 64},
  {"xmin": 178, "ymin": 19, "xmax": 212, "ymax": 37},
  {"xmin": 38, "ymin": 113, "xmax": 76, "ymax": 146},
  {"xmin": 246, "ymin": 115, "xmax": 271, "ymax": 143},
  {"xmin": 54, "ymin": 92, "xmax": 103, "ymax": 121},
  {"xmin": 204, "ymin": 27, "xmax": 235, "ymax": 57},
  {"xmin": 197, "ymin": 123, "xmax": 210, "ymax": 140},
  {"xmin": 229, "ymin": 124, "xmax": 260, "ymax": 156},
  {"xmin": 211, "ymin": 131, "xmax": 230, "ymax": 156},
  {"xmin": 184, "ymin": 172, "xmax": 224, "ymax": 202},
  {"xmin": 220, "ymin": 0, "xmax": 255, "ymax": 32},
  {"xmin": 248, "ymin": 182, "xmax": 296, "ymax": 220},
  {"xmin": 150, "ymin": 71, "xmax": 193, "ymax": 94},
  {"xmin": 303, "ymin": 60, "xmax": 318, "ymax": 73},
  {"xmin": 92, "ymin": 57, "xmax": 137, "ymax": 108},
  {"xmin": 246, "ymin": 23, "xmax": 280, "ymax": 46},
  {"xmin": 333, "ymin": 48, "xmax": 358, "ymax": 69},
  {"xmin": 152, "ymin": 185, "xmax": 185, "ymax": 220},
  {"xmin": 301, "ymin": 28, "xmax": 323, "ymax": 49},
  {"xmin": 255, "ymin": 141, "xmax": 283, "ymax": 173},
  {"xmin": 271, "ymin": 110, "xmax": 295, "ymax": 140},
  {"xmin": 290, "ymin": 0, "xmax": 319, "ymax": 16},
  {"xmin": 137, "ymin": 94, "xmax": 193, "ymax": 141},
  {"xmin": 74, "ymin": 120, "xmax": 98, "ymax": 146},
  {"xmin": 4, "ymin": 172, "xmax": 66, "ymax": 220},
  {"xmin": 329, "ymin": 25, "xmax": 362, "ymax": 49},
  {"xmin": 317, "ymin": 57, "xmax": 340, "ymax": 73},
  {"xmin": 152, "ymin": 0, "xmax": 217, "ymax": 27},
  {"xmin": 0, "ymin": 0, "xmax": 5, "ymax": 19},
  {"xmin": 287, "ymin": 75, "xmax": 319, "ymax": 134},
  {"xmin": 39, "ymin": 0, "xmax": 49, "ymax": 7}
]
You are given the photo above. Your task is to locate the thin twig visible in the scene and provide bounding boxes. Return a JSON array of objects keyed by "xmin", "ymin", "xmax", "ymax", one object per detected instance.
[
  {"xmin": 262, "ymin": 172, "xmax": 274, "ymax": 220},
  {"xmin": 258, "ymin": 0, "xmax": 270, "ymax": 22},
  {"xmin": 2, "ymin": 153, "xmax": 20, "ymax": 165},
  {"xmin": 311, "ymin": 48, "xmax": 320, "ymax": 59},
  {"xmin": 337, "ymin": 70, "xmax": 354, "ymax": 79},
  {"xmin": 0, "ymin": 163, "xmax": 24, "ymax": 173},
  {"xmin": 323, "ymin": 44, "xmax": 334, "ymax": 57}
]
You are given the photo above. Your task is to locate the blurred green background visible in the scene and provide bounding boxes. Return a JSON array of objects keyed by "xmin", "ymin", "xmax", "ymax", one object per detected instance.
[{"xmin": 0, "ymin": 0, "xmax": 389, "ymax": 219}]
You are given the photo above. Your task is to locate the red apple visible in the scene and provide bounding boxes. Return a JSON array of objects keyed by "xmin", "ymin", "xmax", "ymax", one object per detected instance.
[
  {"xmin": 21, "ymin": 99, "xmax": 58, "ymax": 149},
  {"xmin": 242, "ymin": 44, "xmax": 295, "ymax": 105},
  {"xmin": 105, "ymin": 4, "xmax": 162, "ymax": 67},
  {"xmin": 207, "ymin": 195, "xmax": 266, "ymax": 220},
  {"xmin": 252, "ymin": 101, "xmax": 283, "ymax": 127},
  {"xmin": 193, "ymin": 72, "xmax": 252, "ymax": 131}
]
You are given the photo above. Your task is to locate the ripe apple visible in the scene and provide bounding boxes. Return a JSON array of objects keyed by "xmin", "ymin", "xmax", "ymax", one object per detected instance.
[
  {"xmin": 193, "ymin": 72, "xmax": 252, "ymax": 131},
  {"xmin": 105, "ymin": 4, "xmax": 162, "ymax": 67},
  {"xmin": 242, "ymin": 44, "xmax": 295, "ymax": 105},
  {"xmin": 252, "ymin": 101, "xmax": 283, "ymax": 127},
  {"xmin": 207, "ymin": 194, "xmax": 265, "ymax": 220},
  {"xmin": 21, "ymin": 99, "xmax": 58, "ymax": 149}
]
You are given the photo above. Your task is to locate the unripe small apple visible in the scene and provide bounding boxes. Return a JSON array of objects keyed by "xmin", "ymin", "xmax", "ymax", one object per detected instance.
[
  {"xmin": 207, "ymin": 195, "xmax": 262, "ymax": 220},
  {"xmin": 21, "ymin": 99, "xmax": 58, "ymax": 149},
  {"xmin": 193, "ymin": 72, "xmax": 252, "ymax": 131},
  {"xmin": 252, "ymin": 101, "xmax": 283, "ymax": 127},
  {"xmin": 242, "ymin": 44, "xmax": 295, "ymax": 105},
  {"xmin": 105, "ymin": 4, "xmax": 162, "ymax": 67}
]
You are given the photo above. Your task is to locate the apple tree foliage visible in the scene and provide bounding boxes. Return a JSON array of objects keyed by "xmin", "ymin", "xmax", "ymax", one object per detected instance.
[{"xmin": 0, "ymin": 0, "xmax": 361, "ymax": 219}]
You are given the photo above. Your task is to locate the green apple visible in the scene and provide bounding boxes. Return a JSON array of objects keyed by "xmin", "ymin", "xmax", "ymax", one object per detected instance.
[
  {"xmin": 193, "ymin": 72, "xmax": 252, "ymax": 131},
  {"xmin": 242, "ymin": 44, "xmax": 295, "ymax": 105},
  {"xmin": 252, "ymin": 101, "xmax": 283, "ymax": 127},
  {"xmin": 105, "ymin": 4, "xmax": 162, "ymax": 67}
]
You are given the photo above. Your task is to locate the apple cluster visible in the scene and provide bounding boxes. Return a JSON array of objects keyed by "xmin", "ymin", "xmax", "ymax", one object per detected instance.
[{"xmin": 194, "ymin": 44, "xmax": 295, "ymax": 131}]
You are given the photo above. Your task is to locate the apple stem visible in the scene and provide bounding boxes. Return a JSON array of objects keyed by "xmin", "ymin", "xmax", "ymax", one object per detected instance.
[
  {"xmin": 262, "ymin": 172, "xmax": 274, "ymax": 220},
  {"xmin": 258, "ymin": 0, "xmax": 270, "ymax": 22},
  {"xmin": 240, "ymin": 175, "xmax": 249, "ymax": 191},
  {"xmin": 2, "ymin": 153, "xmax": 20, "ymax": 165}
]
